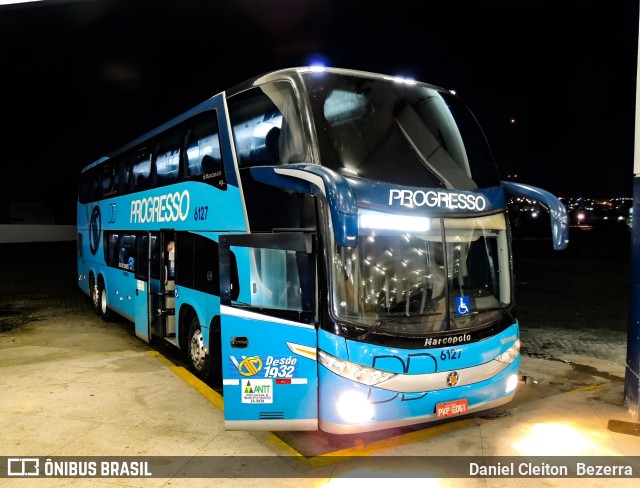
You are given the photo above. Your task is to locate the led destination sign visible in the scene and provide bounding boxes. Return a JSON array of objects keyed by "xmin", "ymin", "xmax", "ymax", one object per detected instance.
[{"xmin": 389, "ymin": 189, "xmax": 487, "ymax": 211}]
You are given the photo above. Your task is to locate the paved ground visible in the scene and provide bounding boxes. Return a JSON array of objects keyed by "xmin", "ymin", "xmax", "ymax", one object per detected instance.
[{"xmin": 514, "ymin": 231, "xmax": 630, "ymax": 364}]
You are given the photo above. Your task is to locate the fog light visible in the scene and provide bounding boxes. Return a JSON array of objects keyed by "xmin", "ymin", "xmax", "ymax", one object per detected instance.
[
  {"xmin": 505, "ymin": 373, "xmax": 519, "ymax": 394},
  {"xmin": 337, "ymin": 391, "xmax": 374, "ymax": 423}
]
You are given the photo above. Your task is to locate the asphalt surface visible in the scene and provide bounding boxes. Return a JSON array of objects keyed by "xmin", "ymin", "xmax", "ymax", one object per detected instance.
[{"xmin": 513, "ymin": 229, "xmax": 630, "ymax": 365}]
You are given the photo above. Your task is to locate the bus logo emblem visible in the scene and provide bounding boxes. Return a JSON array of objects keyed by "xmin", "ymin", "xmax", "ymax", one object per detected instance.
[
  {"xmin": 446, "ymin": 371, "xmax": 460, "ymax": 387},
  {"xmin": 8, "ymin": 458, "xmax": 39, "ymax": 477},
  {"xmin": 89, "ymin": 205, "xmax": 101, "ymax": 255},
  {"xmin": 238, "ymin": 356, "xmax": 263, "ymax": 376}
]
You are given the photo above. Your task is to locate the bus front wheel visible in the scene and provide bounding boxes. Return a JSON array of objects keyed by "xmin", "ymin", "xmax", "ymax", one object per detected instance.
[{"xmin": 187, "ymin": 316, "xmax": 211, "ymax": 383}]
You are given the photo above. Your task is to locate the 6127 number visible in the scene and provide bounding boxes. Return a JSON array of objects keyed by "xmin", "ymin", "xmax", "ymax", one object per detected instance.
[
  {"xmin": 194, "ymin": 206, "xmax": 208, "ymax": 221},
  {"xmin": 440, "ymin": 349, "xmax": 462, "ymax": 361}
]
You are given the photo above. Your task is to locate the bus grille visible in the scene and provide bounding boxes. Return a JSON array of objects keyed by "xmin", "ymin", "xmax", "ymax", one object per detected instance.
[{"xmin": 259, "ymin": 412, "xmax": 284, "ymax": 420}]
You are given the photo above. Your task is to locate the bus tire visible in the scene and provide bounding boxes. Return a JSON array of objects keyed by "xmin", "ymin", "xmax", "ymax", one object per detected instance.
[
  {"xmin": 187, "ymin": 316, "xmax": 212, "ymax": 383},
  {"xmin": 90, "ymin": 275, "xmax": 100, "ymax": 314},
  {"xmin": 96, "ymin": 281, "xmax": 115, "ymax": 322}
]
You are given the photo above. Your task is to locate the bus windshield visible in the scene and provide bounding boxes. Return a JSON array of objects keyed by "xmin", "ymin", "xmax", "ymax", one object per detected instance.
[
  {"xmin": 302, "ymin": 71, "xmax": 500, "ymax": 189},
  {"xmin": 330, "ymin": 212, "xmax": 511, "ymax": 334}
]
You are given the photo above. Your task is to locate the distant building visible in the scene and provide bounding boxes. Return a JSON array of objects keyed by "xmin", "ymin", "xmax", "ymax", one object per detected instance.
[{"xmin": 0, "ymin": 199, "xmax": 75, "ymax": 243}]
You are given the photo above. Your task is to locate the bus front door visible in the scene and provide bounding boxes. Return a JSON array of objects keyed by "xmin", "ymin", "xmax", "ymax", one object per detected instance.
[
  {"xmin": 134, "ymin": 232, "xmax": 158, "ymax": 342},
  {"xmin": 219, "ymin": 232, "xmax": 319, "ymax": 431}
]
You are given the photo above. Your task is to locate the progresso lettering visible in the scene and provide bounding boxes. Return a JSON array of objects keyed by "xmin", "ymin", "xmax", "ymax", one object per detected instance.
[
  {"xmin": 130, "ymin": 190, "xmax": 190, "ymax": 224},
  {"xmin": 389, "ymin": 189, "xmax": 487, "ymax": 211}
]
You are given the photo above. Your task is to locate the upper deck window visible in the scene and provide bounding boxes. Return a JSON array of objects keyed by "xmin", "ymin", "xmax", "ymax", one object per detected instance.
[
  {"xmin": 154, "ymin": 126, "xmax": 182, "ymax": 185},
  {"xmin": 303, "ymin": 71, "xmax": 500, "ymax": 190},
  {"xmin": 228, "ymin": 82, "xmax": 310, "ymax": 167},
  {"xmin": 132, "ymin": 149, "xmax": 152, "ymax": 191},
  {"xmin": 184, "ymin": 111, "xmax": 225, "ymax": 190}
]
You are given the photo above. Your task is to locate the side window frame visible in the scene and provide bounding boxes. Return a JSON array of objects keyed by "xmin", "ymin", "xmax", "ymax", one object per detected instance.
[
  {"xmin": 183, "ymin": 110, "xmax": 226, "ymax": 190},
  {"xmin": 154, "ymin": 125, "xmax": 183, "ymax": 187},
  {"xmin": 228, "ymin": 81, "xmax": 308, "ymax": 168},
  {"xmin": 131, "ymin": 146, "xmax": 153, "ymax": 192}
]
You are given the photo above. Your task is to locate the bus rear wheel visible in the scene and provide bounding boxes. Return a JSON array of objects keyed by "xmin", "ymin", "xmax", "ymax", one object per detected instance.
[
  {"xmin": 187, "ymin": 316, "xmax": 212, "ymax": 383},
  {"xmin": 90, "ymin": 276, "xmax": 100, "ymax": 314},
  {"xmin": 96, "ymin": 281, "xmax": 114, "ymax": 322}
]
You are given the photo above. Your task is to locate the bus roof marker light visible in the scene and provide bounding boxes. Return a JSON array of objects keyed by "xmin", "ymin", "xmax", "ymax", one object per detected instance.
[
  {"xmin": 306, "ymin": 54, "xmax": 328, "ymax": 71},
  {"xmin": 359, "ymin": 210, "xmax": 430, "ymax": 232},
  {"xmin": 383, "ymin": 75, "xmax": 417, "ymax": 85}
]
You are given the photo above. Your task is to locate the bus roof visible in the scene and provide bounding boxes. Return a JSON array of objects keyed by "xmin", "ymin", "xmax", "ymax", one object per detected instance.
[{"xmin": 81, "ymin": 66, "xmax": 447, "ymax": 173}]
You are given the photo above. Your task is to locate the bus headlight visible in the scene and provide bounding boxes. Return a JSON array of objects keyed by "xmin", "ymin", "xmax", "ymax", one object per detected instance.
[
  {"xmin": 337, "ymin": 391, "xmax": 374, "ymax": 423},
  {"xmin": 318, "ymin": 351, "xmax": 396, "ymax": 386},
  {"xmin": 494, "ymin": 339, "xmax": 521, "ymax": 364}
]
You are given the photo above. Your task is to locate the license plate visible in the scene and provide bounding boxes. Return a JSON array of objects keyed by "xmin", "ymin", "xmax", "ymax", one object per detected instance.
[{"xmin": 436, "ymin": 398, "xmax": 469, "ymax": 418}]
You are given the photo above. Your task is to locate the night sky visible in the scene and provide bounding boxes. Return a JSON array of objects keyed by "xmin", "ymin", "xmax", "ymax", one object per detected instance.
[{"xmin": 1, "ymin": 0, "xmax": 638, "ymax": 219}]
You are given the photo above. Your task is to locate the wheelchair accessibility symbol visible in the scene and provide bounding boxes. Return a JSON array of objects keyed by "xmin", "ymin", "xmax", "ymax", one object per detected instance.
[{"xmin": 456, "ymin": 296, "xmax": 471, "ymax": 317}]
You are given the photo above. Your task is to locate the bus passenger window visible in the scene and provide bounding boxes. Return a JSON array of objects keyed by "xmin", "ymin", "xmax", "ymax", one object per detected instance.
[
  {"xmin": 99, "ymin": 164, "xmax": 118, "ymax": 199},
  {"xmin": 184, "ymin": 111, "xmax": 225, "ymax": 189},
  {"xmin": 118, "ymin": 234, "xmax": 136, "ymax": 271},
  {"xmin": 117, "ymin": 154, "xmax": 132, "ymax": 193},
  {"xmin": 132, "ymin": 149, "xmax": 152, "ymax": 191},
  {"xmin": 155, "ymin": 127, "xmax": 182, "ymax": 186},
  {"xmin": 136, "ymin": 235, "xmax": 148, "ymax": 280},
  {"xmin": 99, "ymin": 169, "xmax": 112, "ymax": 198},
  {"xmin": 106, "ymin": 232, "xmax": 119, "ymax": 268},
  {"xmin": 228, "ymin": 82, "xmax": 308, "ymax": 167},
  {"xmin": 249, "ymin": 248, "xmax": 302, "ymax": 311},
  {"xmin": 193, "ymin": 234, "xmax": 219, "ymax": 295}
]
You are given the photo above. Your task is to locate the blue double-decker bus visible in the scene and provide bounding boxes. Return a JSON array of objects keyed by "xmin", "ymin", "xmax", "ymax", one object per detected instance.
[{"xmin": 77, "ymin": 67, "xmax": 568, "ymax": 434}]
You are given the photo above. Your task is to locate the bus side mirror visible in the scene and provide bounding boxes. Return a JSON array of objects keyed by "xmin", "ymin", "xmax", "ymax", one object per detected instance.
[
  {"xmin": 502, "ymin": 181, "xmax": 569, "ymax": 250},
  {"xmin": 250, "ymin": 164, "xmax": 359, "ymax": 247}
]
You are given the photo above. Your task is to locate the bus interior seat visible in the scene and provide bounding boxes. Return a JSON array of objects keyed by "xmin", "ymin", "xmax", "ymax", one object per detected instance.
[
  {"xmin": 465, "ymin": 239, "xmax": 490, "ymax": 290},
  {"xmin": 265, "ymin": 126, "xmax": 281, "ymax": 162},
  {"xmin": 201, "ymin": 154, "xmax": 221, "ymax": 174},
  {"xmin": 247, "ymin": 126, "xmax": 281, "ymax": 165},
  {"xmin": 135, "ymin": 174, "xmax": 148, "ymax": 190}
]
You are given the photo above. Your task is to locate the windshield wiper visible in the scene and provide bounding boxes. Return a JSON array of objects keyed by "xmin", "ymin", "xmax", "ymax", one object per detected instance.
[
  {"xmin": 458, "ymin": 307, "xmax": 515, "ymax": 323},
  {"xmin": 357, "ymin": 312, "xmax": 442, "ymax": 341}
]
